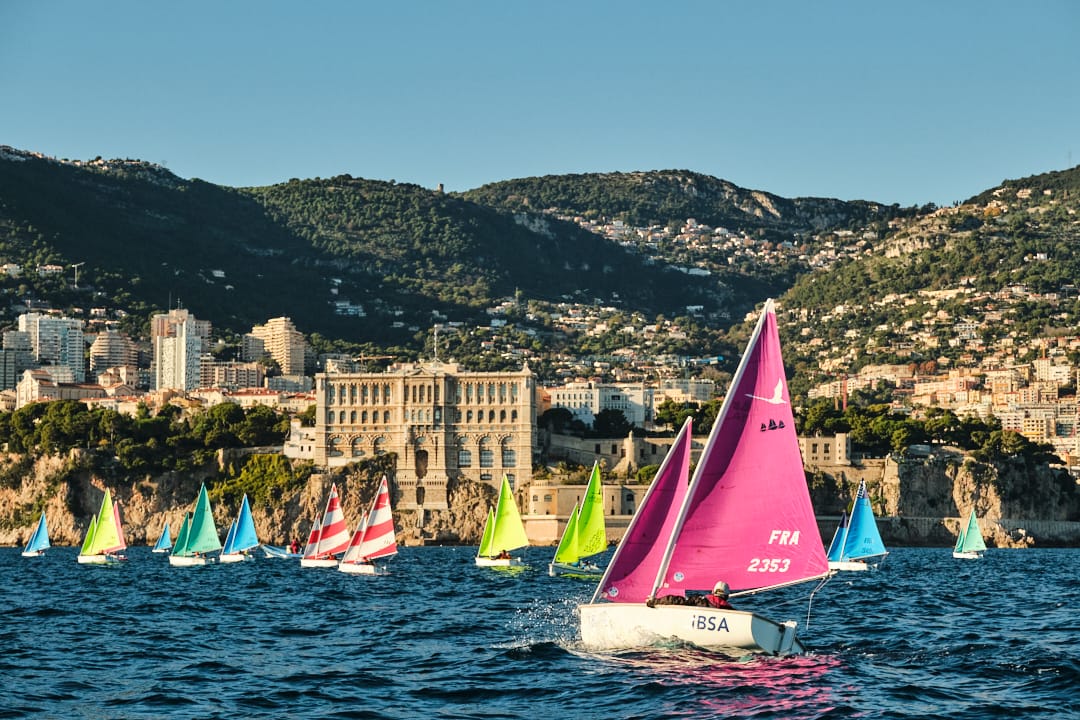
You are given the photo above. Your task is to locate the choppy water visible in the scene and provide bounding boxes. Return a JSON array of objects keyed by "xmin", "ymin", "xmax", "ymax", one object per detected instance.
[{"xmin": 3, "ymin": 546, "xmax": 1077, "ymax": 719}]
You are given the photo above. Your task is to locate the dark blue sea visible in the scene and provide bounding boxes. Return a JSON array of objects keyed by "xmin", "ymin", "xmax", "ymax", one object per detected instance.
[{"xmin": 3, "ymin": 546, "xmax": 1077, "ymax": 719}]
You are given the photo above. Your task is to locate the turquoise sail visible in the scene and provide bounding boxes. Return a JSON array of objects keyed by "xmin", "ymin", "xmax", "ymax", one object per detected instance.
[
  {"xmin": 23, "ymin": 512, "xmax": 51, "ymax": 555},
  {"xmin": 223, "ymin": 494, "xmax": 259, "ymax": 554},
  {"xmin": 152, "ymin": 521, "xmax": 172, "ymax": 552},
  {"xmin": 826, "ymin": 511, "xmax": 848, "ymax": 562},
  {"xmin": 842, "ymin": 480, "xmax": 887, "ymax": 561}
]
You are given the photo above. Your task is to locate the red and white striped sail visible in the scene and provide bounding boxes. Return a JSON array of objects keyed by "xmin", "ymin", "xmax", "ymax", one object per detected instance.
[
  {"xmin": 306, "ymin": 483, "xmax": 351, "ymax": 559},
  {"xmin": 350, "ymin": 477, "xmax": 397, "ymax": 563},
  {"xmin": 340, "ymin": 513, "xmax": 368, "ymax": 564},
  {"xmin": 302, "ymin": 518, "xmax": 321, "ymax": 557}
]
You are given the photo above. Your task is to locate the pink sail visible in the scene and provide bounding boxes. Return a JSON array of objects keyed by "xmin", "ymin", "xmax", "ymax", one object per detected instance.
[
  {"xmin": 660, "ymin": 299, "xmax": 829, "ymax": 595},
  {"xmin": 593, "ymin": 418, "xmax": 693, "ymax": 604},
  {"xmin": 307, "ymin": 483, "xmax": 351, "ymax": 558},
  {"xmin": 352, "ymin": 476, "xmax": 397, "ymax": 562}
]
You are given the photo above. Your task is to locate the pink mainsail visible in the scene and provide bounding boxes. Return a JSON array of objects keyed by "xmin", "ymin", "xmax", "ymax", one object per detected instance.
[
  {"xmin": 307, "ymin": 483, "xmax": 351, "ymax": 558},
  {"xmin": 592, "ymin": 418, "xmax": 693, "ymax": 604},
  {"xmin": 659, "ymin": 299, "xmax": 829, "ymax": 595},
  {"xmin": 352, "ymin": 476, "xmax": 397, "ymax": 562}
]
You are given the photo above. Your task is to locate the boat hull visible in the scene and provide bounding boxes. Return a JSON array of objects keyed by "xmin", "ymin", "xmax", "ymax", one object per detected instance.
[
  {"xmin": 475, "ymin": 556, "xmax": 522, "ymax": 567},
  {"xmin": 219, "ymin": 552, "xmax": 254, "ymax": 563},
  {"xmin": 21, "ymin": 550, "xmax": 46, "ymax": 558},
  {"xmin": 262, "ymin": 545, "xmax": 301, "ymax": 559},
  {"xmin": 952, "ymin": 550, "xmax": 984, "ymax": 559},
  {"xmin": 300, "ymin": 557, "xmax": 340, "ymax": 568},
  {"xmin": 77, "ymin": 553, "xmax": 126, "ymax": 565},
  {"xmin": 151, "ymin": 548, "xmax": 171, "ymax": 554},
  {"xmin": 578, "ymin": 603, "xmax": 805, "ymax": 655},
  {"xmin": 548, "ymin": 561, "xmax": 603, "ymax": 578},
  {"xmin": 169, "ymin": 554, "xmax": 214, "ymax": 566},
  {"xmin": 338, "ymin": 561, "xmax": 385, "ymax": 575}
]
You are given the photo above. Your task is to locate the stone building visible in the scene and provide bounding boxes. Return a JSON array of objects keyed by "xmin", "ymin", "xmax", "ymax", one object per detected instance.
[{"xmin": 314, "ymin": 361, "xmax": 536, "ymax": 511}]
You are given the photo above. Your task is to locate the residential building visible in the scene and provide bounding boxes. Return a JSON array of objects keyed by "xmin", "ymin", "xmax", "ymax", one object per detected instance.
[
  {"xmin": 245, "ymin": 316, "xmax": 307, "ymax": 376},
  {"xmin": 17, "ymin": 312, "xmax": 86, "ymax": 382},
  {"xmin": 545, "ymin": 381, "xmax": 651, "ymax": 427}
]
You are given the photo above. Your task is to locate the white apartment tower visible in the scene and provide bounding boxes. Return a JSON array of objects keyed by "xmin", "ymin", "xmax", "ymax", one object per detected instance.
[
  {"xmin": 245, "ymin": 316, "xmax": 307, "ymax": 376},
  {"xmin": 17, "ymin": 312, "xmax": 86, "ymax": 382},
  {"xmin": 153, "ymin": 310, "xmax": 207, "ymax": 391}
]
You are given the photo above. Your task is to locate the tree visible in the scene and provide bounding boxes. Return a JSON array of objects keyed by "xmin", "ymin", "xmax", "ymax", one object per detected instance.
[{"xmin": 593, "ymin": 409, "xmax": 632, "ymax": 437}]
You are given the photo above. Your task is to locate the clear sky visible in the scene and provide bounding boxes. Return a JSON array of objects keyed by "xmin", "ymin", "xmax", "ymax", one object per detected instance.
[{"xmin": 2, "ymin": 1, "xmax": 1077, "ymax": 207}]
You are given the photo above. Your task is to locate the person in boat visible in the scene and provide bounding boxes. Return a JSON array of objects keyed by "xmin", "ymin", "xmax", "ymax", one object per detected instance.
[
  {"xmin": 289, "ymin": 538, "xmax": 301, "ymax": 554},
  {"xmin": 702, "ymin": 581, "xmax": 734, "ymax": 609},
  {"xmin": 497, "ymin": 549, "xmax": 511, "ymax": 560}
]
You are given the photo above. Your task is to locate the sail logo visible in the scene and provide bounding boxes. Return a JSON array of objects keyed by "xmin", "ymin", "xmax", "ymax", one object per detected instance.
[
  {"xmin": 691, "ymin": 614, "xmax": 730, "ymax": 633},
  {"xmin": 747, "ymin": 379, "xmax": 786, "ymax": 405},
  {"xmin": 759, "ymin": 419, "xmax": 786, "ymax": 432},
  {"xmin": 768, "ymin": 529, "xmax": 801, "ymax": 544}
]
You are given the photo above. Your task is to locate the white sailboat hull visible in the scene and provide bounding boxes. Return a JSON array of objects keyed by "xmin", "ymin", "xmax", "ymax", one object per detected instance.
[
  {"xmin": 169, "ymin": 554, "xmax": 214, "ymax": 566},
  {"xmin": 77, "ymin": 553, "xmax": 126, "ymax": 565},
  {"xmin": 338, "ymin": 561, "xmax": 385, "ymax": 575},
  {"xmin": 828, "ymin": 552, "xmax": 887, "ymax": 571},
  {"xmin": 578, "ymin": 603, "xmax": 805, "ymax": 655},
  {"xmin": 548, "ymin": 561, "xmax": 603, "ymax": 577},
  {"xmin": 263, "ymin": 545, "xmax": 301, "ymax": 559},
  {"xmin": 475, "ymin": 556, "xmax": 522, "ymax": 567},
  {"xmin": 218, "ymin": 552, "xmax": 254, "ymax": 563},
  {"xmin": 952, "ymin": 550, "xmax": 984, "ymax": 559},
  {"xmin": 21, "ymin": 550, "xmax": 46, "ymax": 558},
  {"xmin": 300, "ymin": 557, "xmax": 340, "ymax": 568},
  {"xmin": 151, "ymin": 548, "xmax": 171, "ymax": 554}
]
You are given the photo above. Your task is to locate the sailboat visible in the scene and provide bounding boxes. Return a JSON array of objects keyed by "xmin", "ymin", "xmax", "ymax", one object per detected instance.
[
  {"xmin": 21, "ymin": 512, "xmax": 51, "ymax": 557},
  {"xmin": 476, "ymin": 475, "xmax": 530, "ymax": 567},
  {"xmin": 219, "ymin": 494, "xmax": 260, "ymax": 563},
  {"xmin": 169, "ymin": 483, "xmax": 222, "ymax": 566},
  {"xmin": 580, "ymin": 299, "xmax": 831, "ymax": 655},
  {"xmin": 953, "ymin": 508, "xmax": 987, "ymax": 559},
  {"xmin": 77, "ymin": 489, "xmax": 128, "ymax": 564},
  {"xmin": 549, "ymin": 461, "xmax": 607, "ymax": 577},
  {"xmin": 339, "ymin": 476, "xmax": 398, "ymax": 575},
  {"xmin": 301, "ymin": 483, "xmax": 351, "ymax": 568},
  {"xmin": 827, "ymin": 479, "xmax": 888, "ymax": 571},
  {"xmin": 152, "ymin": 520, "xmax": 172, "ymax": 553}
]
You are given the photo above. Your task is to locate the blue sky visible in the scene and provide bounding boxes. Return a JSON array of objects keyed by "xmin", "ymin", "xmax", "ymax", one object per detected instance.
[{"xmin": 2, "ymin": 1, "xmax": 1077, "ymax": 207}]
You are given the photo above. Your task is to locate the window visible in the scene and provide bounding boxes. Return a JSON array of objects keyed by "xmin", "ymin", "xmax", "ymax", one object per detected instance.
[
  {"xmin": 502, "ymin": 447, "xmax": 516, "ymax": 467},
  {"xmin": 458, "ymin": 449, "xmax": 472, "ymax": 467},
  {"xmin": 479, "ymin": 439, "xmax": 493, "ymax": 468}
]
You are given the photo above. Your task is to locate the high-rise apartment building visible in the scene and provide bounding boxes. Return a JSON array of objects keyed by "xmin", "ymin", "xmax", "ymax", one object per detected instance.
[
  {"xmin": 89, "ymin": 329, "xmax": 138, "ymax": 372},
  {"xmin": 17, "ymin": 312, "xmax": 86, "ymax": 382},
  {"xmin": 153, "ymin": 310, "xmax": 206, "ymax": 391},
  {"xmin": 245, "ymin": 316, "xmax": 307, "ymax": 376},
  {"xmin": 314, "ymin": 362, "xmax": 536, "ymax": 511}
]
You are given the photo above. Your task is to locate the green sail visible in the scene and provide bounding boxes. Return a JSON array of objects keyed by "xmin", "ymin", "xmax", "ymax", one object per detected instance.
[
  {"xmin": 957, "ymin": 509, "xmax": 987, "ymax": 553},
  {"xmin": 490, "ymin": 475, "xmax": 529, "ymax": 553},
  {"xmin": 552, "ymin": 503, "xmax": 581, "ymax": 564},
  {"xmin": 79, "ymin": 516, "xmax": 98, "ymax": 555},
  {"xmin": 172, "ymin": 512, "xmax": 192, "ymax": 556},
  {"xmin": 183, "ymin": 483, "xmax": 222, "ymax": 555},
  {"xmin": 477, "ymin": 508, "xmax": 496, "ymax": 557},
  {"xmin": 86, "ymin": 489, "xmax": 123, "ymax": 555},
  {"xmin": 575, "ymin": 462, "xmax": 607, "ymax": 560}
]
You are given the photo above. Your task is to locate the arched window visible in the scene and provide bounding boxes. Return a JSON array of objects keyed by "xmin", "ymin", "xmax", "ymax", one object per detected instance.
[
  {"xmin": 374, "ymin": 437, "xmax": 386, "ymax": 456},
  {"xmin": 351, "ymin": 438, "xmax": 365, "ymax": 457},
  {"xmin": 383, "ymin": 410, "xmax": 390, "ymax": 423},
  {"xmin": 502, "ymin": 439, "xmax": 516, "ymax": 468},
  {"xmin": 458, "ymin": 448, "xmax": 472, "ymax": 467},
  {"xmin": 328, "ymin": 437, "xmax": 343, "ymax": 457},
  {"xmin": 479, "ymin": 437, "xmax": 493, "ymax": 468},
  {"xmin": 350, "ymin": 411, "xmax": 356, "ymax": 424}
]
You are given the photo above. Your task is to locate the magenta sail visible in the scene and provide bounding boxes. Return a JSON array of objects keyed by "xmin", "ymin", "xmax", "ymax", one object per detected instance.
[
  {"xmin": 660, "ymin": 300, "xmax": 829, "ymax": 595},
  {"xmin": 593, "ymin": 418, "xmax": 693, "ymax": 604}
]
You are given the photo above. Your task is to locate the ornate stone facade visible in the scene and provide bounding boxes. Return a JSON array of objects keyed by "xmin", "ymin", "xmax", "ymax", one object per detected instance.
[{"xmin": 314, "ymin": 362, "xmax": 535, "ymax": 510}]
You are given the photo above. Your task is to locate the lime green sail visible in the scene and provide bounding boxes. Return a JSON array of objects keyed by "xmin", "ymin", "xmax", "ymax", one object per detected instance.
[
  {"xmin": 79, "ymin": 515, "xmax": 98, "ymax": 556},
  {"xmin": 955, "ymin": 508, "xmax": 987, "ymax": 554},
  {"xmin": 173, "ymin": 484, "xmax": 222, "ymax": 557},
  {"xmin": 575, "ymin": 462, "xmax": 607, "ymax": 560},
  {"xmin": 477, "ymin": 476, "xmax": 529, "ymax": 557},
  {"xmin": 83, "ymin": 489, "xmax": 125, "ymax": 556},
  {"xmin": 551, "ymin": 503, "xmax": 582, "ymax": 564}
]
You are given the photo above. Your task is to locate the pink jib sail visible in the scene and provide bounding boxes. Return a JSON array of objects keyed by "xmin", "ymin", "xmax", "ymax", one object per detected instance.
[
  {"xmin": 354, "ymin": 477, "xmax": 397, "ymax": 561},
  {"xmin": 593, "ymin": 418, "xmax": 693, "ymax": 604},
  {"xmin": 661, "ymin": 299, "xmax": 828, "ymax": 595},
  {"xmin": 312, "ymin": 483, "xmax": 351, "ymax": 558}
]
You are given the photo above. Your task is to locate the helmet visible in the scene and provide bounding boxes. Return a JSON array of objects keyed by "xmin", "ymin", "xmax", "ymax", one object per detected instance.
[{"xmin": 712, "ymin": 581, "xmax": 730, "ymax": 598}]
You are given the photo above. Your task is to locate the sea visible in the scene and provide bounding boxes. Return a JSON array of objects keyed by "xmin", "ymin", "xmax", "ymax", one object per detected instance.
[{"xmin": 3, "ymin": 545, "xmax": 1077, "ymax": 720}]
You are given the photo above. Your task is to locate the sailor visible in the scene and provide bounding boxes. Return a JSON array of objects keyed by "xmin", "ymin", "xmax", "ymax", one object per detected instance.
[{"xmin": 704, "ymin": 580, "xmax": 734, "ymax": 609}]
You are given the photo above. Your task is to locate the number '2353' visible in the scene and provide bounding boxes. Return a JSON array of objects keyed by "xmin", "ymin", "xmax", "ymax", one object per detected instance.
[{"xmin": 747, "ymin": 558, "xmax": 791, "ymax": 572}]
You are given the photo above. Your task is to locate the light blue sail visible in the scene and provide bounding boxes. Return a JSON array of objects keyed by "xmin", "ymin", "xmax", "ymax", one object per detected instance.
[
  {"xmin": 221, "ymin": 494, "xmax": 259, "ymax": 555},
  {"xmin": 838, "ymin": 480, "xmax": 888, "ymax": 562},
  {"xmin": 152, "ymin": 521, "xmax": 172, "ymax": 553},
  {"xmin": 826, "ymin": 511, "xmax": 848, "ymax": 562},
  {"xmin": 22, "ymin": 512, "xmax": 51, "ymax": 556}
]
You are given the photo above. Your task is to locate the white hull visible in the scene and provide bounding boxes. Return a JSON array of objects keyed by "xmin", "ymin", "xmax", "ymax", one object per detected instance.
[
  {"xmin": 151, "ymin": 548, "xmax": 171, "ymax": 554},
  {"xmin": 218, "ymin": 552, "xmax": 254, "ymax": 563},
  {"xmin": 169, "ymin": 554, "xmax": 214, "ymax": 566},
  {"xmin": 338, "ymin": 561, "xmax": 385, "ymax": 575},
  {"xmin": 578, "ymin": 603, "xmax": 805, "ymax": 655},
  {"xmin": 77, "ymin": 553, "xmax": 126, "ymax": 565},
  {"xmin": 475, "ymin": 556, "xmax": 522, "ymax": 567},
  {"xmin": 548, "ymin": 561, "xmax": 603, "ymax": 577},
  {"xmin": 263, "ymin": 545, "xmax": 301, "ymax": 559},
  {"xmin": 953, "ymin": 550, "xmax": 984, "ymax": 559},
  {"xmin": 21, "ymin": 550, "xmax": 46, "ymax": 558},
  {"xmin": 300, "ymin": 557, "xmax": 340, "ymax": 568}
]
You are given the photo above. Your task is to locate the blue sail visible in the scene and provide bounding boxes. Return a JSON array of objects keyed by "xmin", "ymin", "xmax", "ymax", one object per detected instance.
[
  {"xmin": 826, "ymin": 511, "xmax": 848, "ymax": 562},
  {"xmin": 23, "ymin": 513, "xmax": 51, "ymax": 555},
  {"xmin": 221, "ymin": 519, "xmax": 238, "ymax": 554},
  {"xmin": 224, "ymin": 494, "xmax": 260, "ymax": 554},
  {"xmin": 841, "ymin": 480, "xmax": 888, "ymax": 561},
  {"xmin": 152, "ymin": 521, "xmax": 172, "ymax": 552}
]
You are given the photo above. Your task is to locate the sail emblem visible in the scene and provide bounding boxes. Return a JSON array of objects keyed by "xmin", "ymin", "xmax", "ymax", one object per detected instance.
[{"xmin": 747, "ymin": 379, "xmax": 786, "ymax": 404}]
